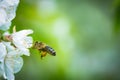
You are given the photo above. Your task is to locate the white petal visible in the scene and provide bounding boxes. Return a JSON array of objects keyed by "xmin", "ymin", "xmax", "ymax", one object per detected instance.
[
  {"xmin": 2, "ymin": 42, "xmax": 15, "ymax": 52},
  {"xmin": 12, "ymin": 29, "xmax": 33, "ymax": 39},
  {"xmin": 3, "ymin": 31, "xmax": 10, "ymax": 36},
  {"xmin": 0, "ymin": 22, "xmax": 11, "ymax": 30},
  {"xmin": 24, "ymin": 36, "xmax": 33, "ymax": 48},
  {"xmin": 16, "ymin": 48, "xmax": 30, "ymax": 56},
  {"xmin": 0, "ymin": 42, "xmax": 7, "ymax": 62},
  {"xmin": 11, "ymin": 41, "xmax": 30, "ymax": 56},
  {"xmin": 0, "ymin": 0, "xmax": 19, "ymax": 6},
  {"xmin": 0, "ymin": 9, "xmax": 7, "ymax": 26},
  {"xmin": 5, "ymin": 51, "xmax": 23, "ymax": 73},
  {"xmin": 4, "ymin": 50, "xmax": 23, "ymax": 80},
  {"xmin": 0, "ymin": 42, "xmax": 7, "ymax": 79},
  {"xmin": 0, "ymin": 0, "xmax": 20, "ymax": 20},
  {"xmin": 14, "ymin": 36, "xmax": 33, "ymax": 49},
  {"xmin": 12, "ymin": 30, "xmax": 33, "ymax": 48},
  {"xmin": 4, "ymin": 60, "xmax": 15, "ymax": 80},
  {"xmin": 0, "ymin": 9, "xmax": 11, "ymax": 30},
  {"xmin": 13, "ymin": 57, "xmax": 23, "ymax": 73},
  {"xmin": 0, "ymin": 62, "xmax": 6, "ymax": 78},
  {"xmin": 0, "ymin": 0, "xmax": 19, "ymax": 31}
]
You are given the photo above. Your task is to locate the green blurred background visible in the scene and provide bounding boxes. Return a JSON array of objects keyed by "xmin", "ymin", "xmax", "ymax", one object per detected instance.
[{"xmin": 11, "ymin": 0, "xmax": 120, "ymax": 80}]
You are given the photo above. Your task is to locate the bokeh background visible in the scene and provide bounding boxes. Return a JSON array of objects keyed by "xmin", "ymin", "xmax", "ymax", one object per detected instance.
[{"xmin": 11, "ymin": 0, "xmax": 120, "ymax": 80}]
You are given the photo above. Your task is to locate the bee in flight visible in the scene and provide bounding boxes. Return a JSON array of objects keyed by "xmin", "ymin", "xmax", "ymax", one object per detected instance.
[{"xmin": 33, "ymin": 41, "xmax": 56, "ymax": 58}]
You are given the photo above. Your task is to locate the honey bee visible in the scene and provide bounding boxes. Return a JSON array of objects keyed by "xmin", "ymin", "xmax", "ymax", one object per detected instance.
[{"xmin": 33, "ymin": 41, "xmax": 56, "ymax": 58}]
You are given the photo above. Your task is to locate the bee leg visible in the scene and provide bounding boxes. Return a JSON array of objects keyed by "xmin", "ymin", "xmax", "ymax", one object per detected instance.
[{"xmin": 41, "ymin": 51, "xmax": 47, "ymax": 59}]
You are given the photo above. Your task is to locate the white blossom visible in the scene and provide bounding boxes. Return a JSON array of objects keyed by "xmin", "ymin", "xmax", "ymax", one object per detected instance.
[
  {"xmin": 0, "ymin": 41, "xmax": 23, "ymax": 80},
  {"xmin": 11, "ymin": 29, "xmax": 33, "ymax": 56},
  {"xmin": 0, "ymin": 0, "xmax": 34, "ymax": 80},
  {"xmin": 0, "ymin": 0, "xmax": 19, "ymax": 30},
  {"xmin": 0, "ymin": 29, "xmax": 33, "ymax": 80},
  {"xmin": 3, "ymin": 29, "xmax": 33, "ymax": 56}
]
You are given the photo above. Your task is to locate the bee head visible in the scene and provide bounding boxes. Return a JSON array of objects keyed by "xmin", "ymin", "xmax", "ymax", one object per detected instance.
[
  {"xmin": 32, "ymin": 41, "xmax": 38, "ymax": 49},
  {"xmin": 33, "ymin": 41, "xmax": 40, "ymax": 49}
]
